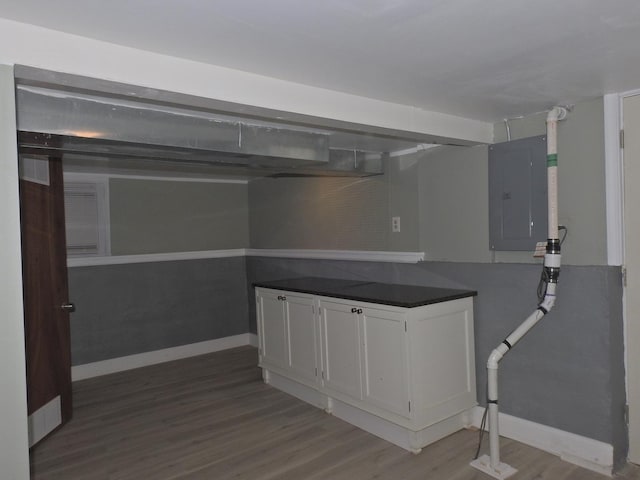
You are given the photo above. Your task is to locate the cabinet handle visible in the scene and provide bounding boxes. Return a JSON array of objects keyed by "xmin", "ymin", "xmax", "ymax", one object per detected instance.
[
  {"xmin": 277, "ymin": 295, "xmax": 287, "ymax": 301},
  {"xmin": 351, "ymin": 307, "xmax": 358, "ymax": 313},
  {"xmin": 356, "ymin": 308, "xmax": 363, "ymax": 314},
  {"xmin": 281, "ymin": 296, "xmax": 286, "ymax": 301}
]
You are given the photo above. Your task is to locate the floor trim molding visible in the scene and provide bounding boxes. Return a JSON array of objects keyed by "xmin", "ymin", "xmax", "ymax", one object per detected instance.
[
  {"xmin": 471, "ymin": 406, "xmax": 613, "ymax": 476},
  {"xmin": 72, "ymin": 333, "xmax": 258, "ymax": 381},
  {"xmin": 28, "ymin": 396, "xmax": 61, "ymax": 447}
]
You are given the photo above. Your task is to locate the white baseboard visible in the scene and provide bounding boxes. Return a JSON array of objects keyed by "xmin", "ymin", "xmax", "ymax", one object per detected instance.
[
  {"xmin": 72, "ymin": 333, "xmax": 255, "ymax": 381},
  {"xmin": 263, "ymin": 368, "xmax": 471, "ymax": 454},
  {"xmin": 471, "ymin": 406, "xmax": 613, "ymax": 476},
  {"xmin": 28, "ymin": 395, "xmax": 61, "ymax": 447}
]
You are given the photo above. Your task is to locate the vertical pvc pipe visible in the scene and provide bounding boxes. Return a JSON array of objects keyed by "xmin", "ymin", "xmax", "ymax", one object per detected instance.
[
  {"xmin": 488, "ymin": 367, "xmax": 500, "ymax": 468},
  {"xmin": 471, "ymin": 106, "xmax": 566, "ymax": 479},
  {"xmin": 546, "ymin": 109, "xmax": 563, "ymax": 240}
]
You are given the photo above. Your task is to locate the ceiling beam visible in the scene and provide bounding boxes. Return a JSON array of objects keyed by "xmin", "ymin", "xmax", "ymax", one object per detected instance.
[{"xmin": 1, "ymin": 18, "xmax": 493, "ymax": 146}]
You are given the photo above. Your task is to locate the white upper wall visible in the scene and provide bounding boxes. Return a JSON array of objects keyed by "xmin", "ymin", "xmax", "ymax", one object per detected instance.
[
  {"xmin": 0, "ymin": 65, "xmax": 30, "ymax": 480},
  {"xmin": 0, "ymin": 18, "xmax": 493, "ymax": 144}
]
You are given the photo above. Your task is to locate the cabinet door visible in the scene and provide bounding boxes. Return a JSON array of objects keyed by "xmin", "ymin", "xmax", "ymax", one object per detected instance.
[
  {"xmin": 319, "ymin": 300, "xmax": 362, "ymax": 400},
  {"xmin": 285, "ymin": 295, "xmax": 317, "ymax": 384},
  {"xmin": 256, "ymin": 290, "xmax": 287, "ymax": 369},
  {"xmin": 360, "ymin": 308, "xmax": 410, "ymax": 417}
]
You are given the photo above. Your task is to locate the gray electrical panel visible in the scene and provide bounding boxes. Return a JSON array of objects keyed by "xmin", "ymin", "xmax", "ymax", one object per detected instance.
[{"xmin": 489, "ymin": 135, "xmax": 547, "ymax": 251}]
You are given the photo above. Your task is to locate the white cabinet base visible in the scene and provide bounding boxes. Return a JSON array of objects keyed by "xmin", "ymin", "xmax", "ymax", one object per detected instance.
[
  {"xmin": 262, "ymin": 368, "xmax": 328, "ymax": 410},
  {"xmin": 263, "ymin": 369, "xmax": 473, "ymax": 454}
]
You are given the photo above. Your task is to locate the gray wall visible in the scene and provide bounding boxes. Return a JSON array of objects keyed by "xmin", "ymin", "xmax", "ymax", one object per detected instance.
[
  {"xmin": 69, "ymin": 257, "xmax": 249, "ymax": 365},
  {"xmin": 110, "ymin": 178, "xmax": 249, "ymax": 255},
  {"xmin": 245, "ymin": 256, "xmax": 627, "ymax": 468},
  {"xmin": 249, "ymin": 175, "xmax": 389, "ymax": 250},
  {"xmin": 388, "ymin": 153, "xmax": 421, "ymax": 251},
  {"xmin": 418, "ymin": 145, "xmax": 490, "ymax": 262},
  {"xmin": 492, "ymin": 98, "xmax": 607, "ymax": 265},
  {"xmin": 249, "ymin": 97, "xmax": 607, "ymax": 266},
  {"xmin": 249, "ymin": 164, "xmax": 420, "ymax": 251},
  {"xmin": 68, "ymin": 177, "xmax": 251, "ymax": 366},
  {"xmin": 416, "ymin": 97, "xmax": 606, "ymax": 265}
]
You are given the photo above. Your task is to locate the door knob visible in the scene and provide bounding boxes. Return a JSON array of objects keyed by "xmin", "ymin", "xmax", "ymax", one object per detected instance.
[{"xmin": 61, "ymin": 303, "xmax": 76, "ymax": 313}]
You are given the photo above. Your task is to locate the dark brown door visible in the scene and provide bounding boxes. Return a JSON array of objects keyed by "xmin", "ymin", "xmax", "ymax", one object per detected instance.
[{"xmin": 19, "ymin": 156, "xmax": 72, "ymax": 441}]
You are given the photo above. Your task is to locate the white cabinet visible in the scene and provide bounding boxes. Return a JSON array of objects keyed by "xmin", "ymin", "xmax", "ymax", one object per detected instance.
[
  {"xmin": 256, "ymin": 288, "xmax": 318, "ymax": 387},
  {"xmin": 319, "ymin": 299, "xmax": 410, "ymax": 417},
  {"xmin": 285, "ymin": 294, "xmax": 318, "ymax": 385},
  {"xmin": 256, "ymin": 286, "xmax": 476, "ymax": 454},
  {"xmin": 256, "ymin": 290, "xmax": 288, "ymax": 369},
  {"xmin": 360, "ymin": 306, "xmax": 410, "ymax": 417},
  {"xmin": 319, "ymin": 300, "xmax": 363, "ymax": 400}
]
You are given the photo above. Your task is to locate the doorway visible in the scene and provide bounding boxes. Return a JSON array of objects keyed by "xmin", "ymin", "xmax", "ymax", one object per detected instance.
[{"xmin": 18, "ymin": 155, "xmax": 73, "ymax": 446}]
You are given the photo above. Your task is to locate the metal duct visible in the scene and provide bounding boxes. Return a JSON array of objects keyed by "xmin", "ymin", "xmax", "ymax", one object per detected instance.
[
  {"xmin": 18, "ymin": 132, "xmax": 385, "ymax": 178},
  {"xmin": 266, "ymin": 150, "xmax": 383, "ymax": 177},
  {"xmin": 16, "ymin": 86, "xmax": 339, "ymax": 170}
]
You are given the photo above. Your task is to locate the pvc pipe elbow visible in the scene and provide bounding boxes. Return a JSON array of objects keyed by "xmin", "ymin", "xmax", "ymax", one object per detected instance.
[
  {"xmin": 547, "ymin": 106, "xmax": 568, "ymax": 123},
  {"xmin": 539, "ymin": 277, "xmax": 558, "ymax": 313},
  {"xmin": 487, "ymin": 344, "xmax": 508, "ymax": 369},
  {"xmin": 539, "ymin": 293, "xmax": 556, "ymax": 313}
]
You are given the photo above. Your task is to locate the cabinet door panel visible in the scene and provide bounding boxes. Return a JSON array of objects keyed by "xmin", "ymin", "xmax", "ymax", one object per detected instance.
[
  {"xmin": 257, "ymin": 291, "xmax": 287, "ymax": 369},
  {"xmin": 361, "ymin": 309, "xmax": 410, "ymax": 417},
  {"xmin": 320, "ymin": 301, "xmax": 362, "ymax": 400},
  {"xmin": 410, "ymin": 308, "xmax": 474, "ymax": 410},
  {"xmin": 286, "ymin": 295, "xmax": 317, "ymax": 384}
]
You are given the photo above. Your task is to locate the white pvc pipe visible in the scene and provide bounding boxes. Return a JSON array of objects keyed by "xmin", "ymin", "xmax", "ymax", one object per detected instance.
[
  {"xmin": 546, "ymin": 107, "xmax": 566, "ymax": 241},
  {"xmin": 475, "ymin": 106, "xmax": 566, "ymax": 479},
  {"xmin": 487, "ymin": 367, "xmax": 500, "ymax": 467}
]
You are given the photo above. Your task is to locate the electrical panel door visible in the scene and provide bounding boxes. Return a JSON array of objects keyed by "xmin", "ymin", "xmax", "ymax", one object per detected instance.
[{"xmin": 489, "ymin": 135, "xmax": 547, "ymax": 251}]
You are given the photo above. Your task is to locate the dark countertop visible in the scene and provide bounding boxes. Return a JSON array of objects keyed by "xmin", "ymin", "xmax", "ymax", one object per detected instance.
[{"xmin": 253, "ymin": 277, "xmax": 476, "ymax": 308}]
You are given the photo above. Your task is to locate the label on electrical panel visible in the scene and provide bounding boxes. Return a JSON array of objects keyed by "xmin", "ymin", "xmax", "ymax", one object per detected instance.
[{"xmin": 534, "ymin": 241, "xmax": 546, "ymax": 258}]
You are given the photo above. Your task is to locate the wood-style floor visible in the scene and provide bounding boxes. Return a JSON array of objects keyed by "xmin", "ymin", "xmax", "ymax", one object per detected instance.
[{"xmin": 30, "ymin": 346, "xmax": 640, "ymax": 480}]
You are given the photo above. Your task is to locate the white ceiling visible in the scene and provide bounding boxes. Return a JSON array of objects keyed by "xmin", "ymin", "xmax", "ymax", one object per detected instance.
[{"xmin": 1, "ymin": 0, "xmax": 640, "ymax": 123}]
